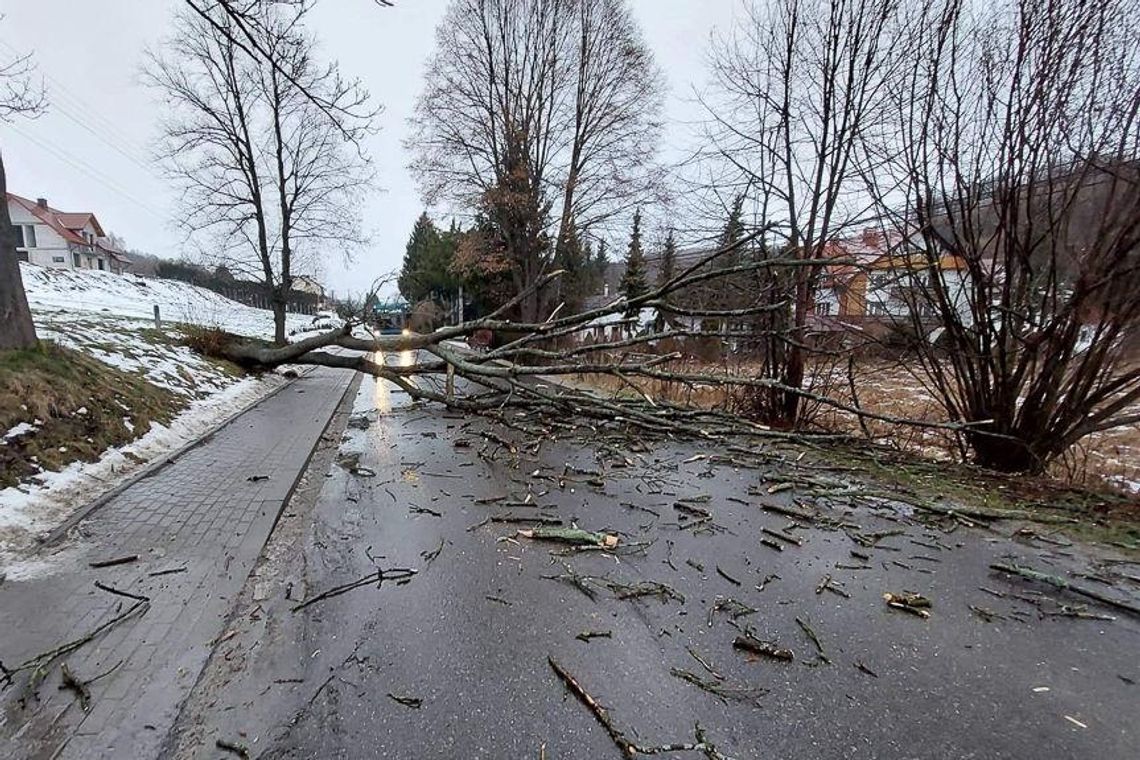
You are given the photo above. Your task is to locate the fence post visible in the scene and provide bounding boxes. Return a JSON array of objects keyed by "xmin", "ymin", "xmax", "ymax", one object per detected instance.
[{"xmin": 153, "ymin": 305, "xmax": 162, "ymax": 330}]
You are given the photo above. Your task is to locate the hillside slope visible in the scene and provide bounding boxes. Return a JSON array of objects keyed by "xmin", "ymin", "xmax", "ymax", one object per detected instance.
[{"xmin": 20, "ymin": 262, "xmax": 318, "ymax": 337}]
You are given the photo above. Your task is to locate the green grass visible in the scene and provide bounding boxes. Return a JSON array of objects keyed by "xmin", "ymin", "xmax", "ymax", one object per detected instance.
[{"xmin": 0, "ymin": 341, "xmax": 183, "ymax": 489}]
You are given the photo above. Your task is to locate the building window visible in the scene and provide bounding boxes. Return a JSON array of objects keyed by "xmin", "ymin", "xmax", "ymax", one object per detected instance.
[
  {"xmin": 12, "ymin": 224, "xmax": 36, "ymax": 248},
  {"xmin": 97, "ymin": 258, "xmax": 105, "ymax": 271},
  {"xmin": 73, "ymin": 252, "xmax": 81, "ymax": 267},
  {"xmin": 52, "ymin": 256, "xmax": 66, "ymax": 263},
  {"xmin": 815, "ymin": 300, "xmax": 832, "ymax": 315}
]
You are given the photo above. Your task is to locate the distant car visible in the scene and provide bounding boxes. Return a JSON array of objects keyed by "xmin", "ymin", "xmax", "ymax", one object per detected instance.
[{"xmin": 377, "ymin": 322, "xmax": 404, "ymax": 336}]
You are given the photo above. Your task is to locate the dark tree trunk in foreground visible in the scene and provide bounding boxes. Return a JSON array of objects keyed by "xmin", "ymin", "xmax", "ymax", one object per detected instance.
[{"xmin": 0, "ymin": 151, "xmax": 38, "ymax": 351}]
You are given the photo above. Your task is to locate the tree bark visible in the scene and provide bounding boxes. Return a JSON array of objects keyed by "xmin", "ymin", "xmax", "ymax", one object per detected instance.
[
  {"xmin": 271, "ymin": 293, "xmax": 288, "ymax": 346},
  {"xmin": 0, "ymin": 150, "xmax": 38, "ymax": 351}
]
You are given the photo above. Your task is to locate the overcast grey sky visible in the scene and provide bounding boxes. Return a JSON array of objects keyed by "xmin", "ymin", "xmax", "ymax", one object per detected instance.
[{"xmin": 1, "ymin": 1, "xmax": 741, "ymax": 297}]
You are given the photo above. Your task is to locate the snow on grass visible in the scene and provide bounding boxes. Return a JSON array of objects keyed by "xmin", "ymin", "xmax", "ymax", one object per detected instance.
[
  {"xmin": 35, "ymin": 313, "xmax": 239, "ymax": 400},
  {"xmin": 4, "ymin": 421, "xmax": 39, "ymax": 441},
  {"xmin": 20, "ymin": 262, "xmax": 316, "ymax": 338}
]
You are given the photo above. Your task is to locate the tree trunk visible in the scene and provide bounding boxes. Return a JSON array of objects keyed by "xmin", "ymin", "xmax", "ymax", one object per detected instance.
[
  {"xmin": 779, "ymin": 271, "xmax": 812, "ymax": 425},
  {"xmin": 0, "ymin": 150, "xmax": 39, "ymax": 351},
  {"xmin": 968, "ymin": 429, "xmax": 1039, "ymax": 474},
  {"xmin": 272, "ymin": 294, "xmax": 287, "ymax": 346}
]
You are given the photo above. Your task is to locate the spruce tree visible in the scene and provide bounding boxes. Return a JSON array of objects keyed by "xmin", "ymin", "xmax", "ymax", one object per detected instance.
[
  {"xmin": 713, "ymin": 195, "xmax": 746, "ymax": 317},
  {"xmin": 555, "ymin": 222, "xmax": 586, "ymax": 312},
  {"xmin": 398, "ymin": 212, "xmax": 438, "ymax": 303},
  {"xmin": 619, "ymin": 209, "xmax": 648, "ymax": 306},
  {"xmin": 720, "ymin": 194, "xmax": 745, "ymax": 250},
  {"xmin": 398, "ymin": 212, "xmax": 457, "ymax": 305}
]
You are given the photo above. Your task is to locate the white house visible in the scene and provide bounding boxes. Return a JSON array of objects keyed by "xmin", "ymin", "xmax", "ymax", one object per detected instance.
[
  {"xmin": 292, "ymin": 274, "xmax": 327, "ymax": 305},
  {"xmin": 814, "ymin": 228, "xmax": 973, "ymax": 329},
  {"xmin": 7, "ymin": 193, "xmax": 128, "ymax": 274}
]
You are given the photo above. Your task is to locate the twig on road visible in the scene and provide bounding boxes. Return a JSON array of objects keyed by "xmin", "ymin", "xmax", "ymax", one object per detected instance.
[
  {"xmin": 548, "ymin": 656, "xmax": 739, "ymax": 759},
  {"xmin": 88, "ymin": 555, "xmax": 139, "ymax": 569},
  {"xmin": 2, "ymin": 582, "xmax": 150, "ymax": 694},
  {"xmin": 216, "ymin": 739, "xmax": 251, "ymax": 759},
  {"xmin": 796, "ymin": 617, "xmax": 830, "ymax": 664},
  {"xmin": 387, "ymin": 692, "xmax": 423, "ymax": 709},
  {"xmin": 59, "ymin": 663, "xmax": 91, "ymax": 711},
  {"xmin": 707, "ymin": 596, "xmax": 758, "ymax": 627},
  {"xmin": 420, "ymin": 538, "xmax": 445, "ymax": 567},
  {"xmin": 575, "ymin": 630, "xmax": 612, "ymax": 642},
  {"xmin": 670, "ymin": 667, "xmax": 767, "ymax": 707},
  {"xmin": 733, "ymin": 633, "xmax": 794, "ymax": 662},
  {"xmin": 290, "ymin": 568, "xmax": 417, "ymax": 613},
  {"xmin": 715, "ymin": 565, "xmax": 742, "ymax": 586}
]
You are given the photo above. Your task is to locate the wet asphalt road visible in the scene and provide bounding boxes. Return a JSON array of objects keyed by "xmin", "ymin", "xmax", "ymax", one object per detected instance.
[{"xmin": 169, "ymin": 372, "xmax": 1140, "ymax": 760}]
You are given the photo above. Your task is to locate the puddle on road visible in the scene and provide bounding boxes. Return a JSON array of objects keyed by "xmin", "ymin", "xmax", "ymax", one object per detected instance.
[{"xmin": 371, "ymin": 350, "xmax": 417, "ymax": 416}]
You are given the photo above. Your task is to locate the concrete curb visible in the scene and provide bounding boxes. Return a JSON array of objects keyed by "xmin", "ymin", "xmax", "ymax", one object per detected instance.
[{"xmin": 41, "ymin": 367, "xmax": 316, "ymax": 547}]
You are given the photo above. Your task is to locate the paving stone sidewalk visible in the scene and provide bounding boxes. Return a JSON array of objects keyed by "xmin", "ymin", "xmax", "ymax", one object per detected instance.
[{"xmin": 0, "ymin": 366, "xmax": 356, "ymax": 760}]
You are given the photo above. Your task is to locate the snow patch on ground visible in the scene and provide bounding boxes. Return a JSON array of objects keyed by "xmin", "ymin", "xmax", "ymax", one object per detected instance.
[
  {"xmin": 1, "ymin": 543, "xmax": 86, "ymax": 582},
  {"xmin": 1109, "ymin": 476, "xmax": 1140, "ymax": 495},
  {"xmin": 4, "ymin": 421, "xmax": 39, "ymax": 441}
]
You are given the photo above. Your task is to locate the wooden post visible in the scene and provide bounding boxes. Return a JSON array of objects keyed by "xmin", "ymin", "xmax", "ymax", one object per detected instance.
[{"xmin": 153, "ymin": 304, "xmax": 162, "ymax": 330}]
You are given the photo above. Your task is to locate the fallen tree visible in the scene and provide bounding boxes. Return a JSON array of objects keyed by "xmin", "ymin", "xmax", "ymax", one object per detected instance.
[{"xmin": 198, "ymin": 234, "xmax": 1024, "ymax": 453}]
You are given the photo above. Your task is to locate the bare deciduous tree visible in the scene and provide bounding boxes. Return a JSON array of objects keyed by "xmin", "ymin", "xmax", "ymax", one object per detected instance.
[
  {"xmin": 868, "ymin": 0, "xmax": 1140, "ymax": 472},
  {"xmin": 700, "ymin": 0, "xmax": 903, "ymax": 425},
  {"xmin": 148, "ymin": 1, "xmax": 376, "ymax": 344},
  {"xmin": 407, "ymin": 0, "xmax": 664, "ymax": 321}
]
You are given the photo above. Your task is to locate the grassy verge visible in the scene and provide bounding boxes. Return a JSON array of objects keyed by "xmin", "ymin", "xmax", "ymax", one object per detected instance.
[
  {"xmin": 808, "ymin": 442, "xmax": 1140, "ymax": 551},
  {"xmin": 0, "ymin": 342, "xmax": 182, "ymax": 489}
]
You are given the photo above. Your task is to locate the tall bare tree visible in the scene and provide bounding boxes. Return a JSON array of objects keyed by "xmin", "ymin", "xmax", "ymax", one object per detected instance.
[
  {"xmin": 147, "ymin": 1, "xmax": 375, "ymax": 344},
  {"xmin": 701, "ymin": 0, "xmax": 902, "ymax": 425},
  {"xmin": 0, "ymin": 34, "xmax": 46, "ymax": 351},
  {"xmin": 408, "ymin": 0, "xmax": 664, "ymax": 321},
  {"xmin": 867, "ymin": 0, "xmax": 1140, "ymax": 472}
]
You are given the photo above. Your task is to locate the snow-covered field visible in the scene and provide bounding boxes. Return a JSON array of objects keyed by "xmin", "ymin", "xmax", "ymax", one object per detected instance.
[
  {"xmin": 1, "ymin": 265, "xmax": 329, "ymax": 568},
  {"xmin": 20, "ymin": 262, "xmax": 319, "ymax": 338}
]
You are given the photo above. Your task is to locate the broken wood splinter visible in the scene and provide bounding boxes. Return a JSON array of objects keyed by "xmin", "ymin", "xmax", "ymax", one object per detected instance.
[
  {"xmin": 517, "ymin": 527, "xmax": 618, "ymax": 548},
  {"xmin": 733, "ymin": 633, "xmax": 794, "ymax": 662}
]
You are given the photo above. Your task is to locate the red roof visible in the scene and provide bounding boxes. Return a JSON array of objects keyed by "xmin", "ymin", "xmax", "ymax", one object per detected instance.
[
  {"xmin": 7, "ymin": 193, "xmax": 106, "ymax": 245},
  {"xmin": 57, "ymin": 212, "xmax": 105, "ymax": 237},
  {"xmin": 95, "ymin": 239, "xmax": 130, "ymax": 263}
]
